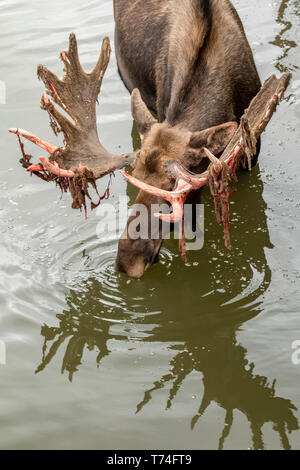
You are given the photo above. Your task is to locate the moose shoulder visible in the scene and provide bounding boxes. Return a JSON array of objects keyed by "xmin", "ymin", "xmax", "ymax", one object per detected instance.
[{"xmin": 114, "ymin": 0, "xmax": 261, "ymax": 277}]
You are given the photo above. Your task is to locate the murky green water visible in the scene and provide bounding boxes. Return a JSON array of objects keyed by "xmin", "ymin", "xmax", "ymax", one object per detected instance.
[{"xmin": 0, "ymin": 0, "xmax": 299, "ymax": 450}]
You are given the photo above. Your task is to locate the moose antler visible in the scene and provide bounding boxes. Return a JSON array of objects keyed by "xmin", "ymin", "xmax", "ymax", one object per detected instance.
[
  {"xmin": 121, "ymin": 72, "xmax": 291, "ymax": 250},
  {"xmin": 9, "ymin": 34, "xmax": 137, "ymax": 215}
]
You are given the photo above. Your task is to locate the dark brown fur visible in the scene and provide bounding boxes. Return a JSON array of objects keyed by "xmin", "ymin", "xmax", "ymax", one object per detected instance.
[{"xmin": 114, "ymin": 0, "xmax": 261, "ymax": 277}]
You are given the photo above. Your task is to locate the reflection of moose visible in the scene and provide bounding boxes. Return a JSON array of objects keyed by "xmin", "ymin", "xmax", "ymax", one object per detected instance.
[
  {"xmin": 36, "ymin": 292, "xmax": 299, "ymax": 449},
  {"xmin": 271, "ymin": 0, "xmax": 297, "ymax": 72},
  {"xmin": 35, "ymin": 282, "xmax": 113, "ymax": 381},
  {"xmin": 35, "ymin": 170, "xmax": 299, "ymax": 449},
  {"xmin": 136, "ymin": 319, "xmax": 298, "ymax": 450}
]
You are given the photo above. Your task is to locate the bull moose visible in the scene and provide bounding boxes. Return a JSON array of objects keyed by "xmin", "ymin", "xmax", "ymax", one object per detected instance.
[{"xmin": 9, "ymin": 0, "xmax": 290, "ymax": 277}]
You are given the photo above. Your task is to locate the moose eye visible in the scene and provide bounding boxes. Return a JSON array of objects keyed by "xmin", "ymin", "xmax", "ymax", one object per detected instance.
[{"xmin": 145, "ymin": 148, "xmax": 162, "ymax": 173}]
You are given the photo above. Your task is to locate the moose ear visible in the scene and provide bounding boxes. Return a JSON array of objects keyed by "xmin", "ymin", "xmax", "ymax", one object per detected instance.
[
  {"xmin": 189, "ymin": 121, "xmax": 238, "ymax": 155},
  {"xmin": 131, "ymin": 89, "xmax": 157, "ymax": 138}
]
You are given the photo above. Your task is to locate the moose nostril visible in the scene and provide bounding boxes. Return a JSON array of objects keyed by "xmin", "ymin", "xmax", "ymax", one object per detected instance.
[
  {"xmin": 115, "ymin": 229, "xmax": 163, "ymax": 278},
  {"xmin": 114, "ymin": 254, "xmax": 147, "ymax": 278},
  {"xmin": 125, "ymin": 258, "xmax": 147, "ymax": 279}
]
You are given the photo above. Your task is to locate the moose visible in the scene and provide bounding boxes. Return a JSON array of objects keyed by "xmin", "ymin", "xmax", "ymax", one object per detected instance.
[{"xmin": 9, "ymin": 0, "xmax": 290, "ymax": 277}]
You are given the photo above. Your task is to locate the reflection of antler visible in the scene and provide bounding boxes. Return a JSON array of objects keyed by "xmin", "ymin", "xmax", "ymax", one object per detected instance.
[
  {"xmin": 136, "ymin": 338, "xmax": 298, "ymax": 450},
  {"xmin": 270, "ymin": 0, "xmax": 296, "ymax": 72},
  {"xmin": 135, "ymin": 351, "xmax": 193, "ymax": 413},
  {"xmin": 35, "ymin": 282, "xmax": 113, "ymax": 381},
  {"xmin": 36, "ymin": 322, "xmax": 111, "ymax": 382}
]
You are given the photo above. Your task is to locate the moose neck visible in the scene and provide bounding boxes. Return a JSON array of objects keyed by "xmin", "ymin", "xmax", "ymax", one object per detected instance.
[
  {"xmin": 114, "ymin": 0, "xmax": 260, "ymax": 134},
  {"xmin": 158, "ymin": 2, "xmax": 260, "ymax": 133},
  {"xmin": 163, "ymin": 82, "xmax": 237, "ymax": 134}
]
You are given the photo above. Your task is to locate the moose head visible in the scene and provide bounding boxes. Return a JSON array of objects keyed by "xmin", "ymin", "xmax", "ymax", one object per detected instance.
[
  {"xmin": 115, "ymin": 89, "xmax": 238, "ymax": 277},
  {"xmin": 9, "ymin": 35, "xmax": 290, "ymax": 278}
]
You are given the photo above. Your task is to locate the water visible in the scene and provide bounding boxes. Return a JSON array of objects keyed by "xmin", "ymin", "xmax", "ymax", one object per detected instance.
[{"xmin": 0, "ymin": 0, "xmax": 299, "ymax": 450}]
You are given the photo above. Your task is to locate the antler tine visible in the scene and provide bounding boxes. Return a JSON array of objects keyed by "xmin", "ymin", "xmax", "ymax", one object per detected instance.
[
  {"xmin": 90, "ymin": 36, "xmax": 111, "ymax": 81},
  {"xmin": 39, "ymin": 63, "xmax": 76, "ymax": 120},
  {"xmin": 65, "ymin": 32, "xmax": 86, "ymax": 77},
  {"xmin": 41, "ymin": 93, "xmax": 78, "ymax": 138},
  {"xmin": 203, "ymin": 147, "xmax": 222, "ymax": 171},
  {"xmin": 120, "ymin": 170, "xmax": 193, "ymax": 223},
  {"xmin": 8, "ymin": 128, "xmax": 58, "ymax": 154},
  {"xmin": 37, "ymin": 33, "xmax": 112, "ymax": 140},
  {"xmin": 60, "ymin": 34, "xmax": 111, "ymax": 95}
]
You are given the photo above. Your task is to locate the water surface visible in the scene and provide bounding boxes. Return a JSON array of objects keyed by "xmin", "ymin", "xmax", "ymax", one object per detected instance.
[{"xmin": 0, "ymin": 0, "xmax": 300, "ymax": 450}]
